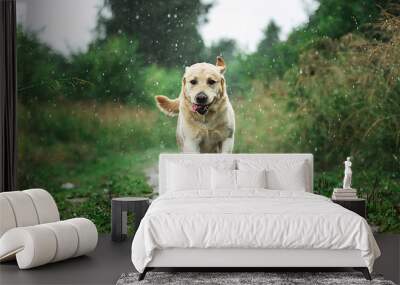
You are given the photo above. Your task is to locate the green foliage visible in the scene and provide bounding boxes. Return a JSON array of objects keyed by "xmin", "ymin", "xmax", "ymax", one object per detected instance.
[
  {"xmin": 17, "ymin": 100, "xmax": 177, "ymax": 191},
  {"xmin": 243, "ymin": 0, "xmax": 387, "ymax": 85},
  {"xmin": 204, "ymin": 39, "xmax": 239, "ymax": 64},
  {"xmin": 17, "ymin": 100, "xmax": 177, "ymax": 233},
  {"xmin": 314, "ymin": 170, "xmax": 400, "ymax": 233},
  {"xmin": 55, "ymin": 172, "xmax": 153, "ymax": 233},
  {"xmin": 306, "ymin": 0, "xmax": 380, "ymax": 39},
  {"xmin": 257, "ymin": 20, "xmax": 281, "ymax": 55},
  {"xmin": 17, "ymin": 29, "xmax": 150, "ymax": 105},
  {"xmin": 283, "ymin": 31, "xmax": 400, "ymax": 172},
  {"xmin": 98, "ymin": 0, "xmax": 212, "ymax": 67},
  {"xmin": 69, "ymin": 37, "xmax": 147, "ymax": 104},
  {"xmin": 143, "ymin": 66, "xmax": 182, "ymax": 98},
  {"xmin": 17, "ymin": 27, "xmax": 69, "ymax": 103},
  {"xmin": 249, "ymin": 42, "xmax": 299, "ymax": 81}
]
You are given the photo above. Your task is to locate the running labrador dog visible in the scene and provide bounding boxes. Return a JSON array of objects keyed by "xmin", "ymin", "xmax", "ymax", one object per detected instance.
[{"xmin": 155, "ymin": 56, "xmax": 235, "ymax": 153}]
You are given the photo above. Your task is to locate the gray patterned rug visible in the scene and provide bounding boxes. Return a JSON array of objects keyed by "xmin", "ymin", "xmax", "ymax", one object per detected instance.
[{"xmin": 116, "ymin": 272, "xmax": 395, "ymax": 285}]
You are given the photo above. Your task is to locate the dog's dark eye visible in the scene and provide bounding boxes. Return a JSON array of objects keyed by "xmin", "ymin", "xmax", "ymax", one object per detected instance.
[
  {"xmin": 190, "ymin": 79, "xmax": 197, "ymax": 85},
  {"xmin": 207, "ymin": 79, "xmax": 216, "ymax": 85}
]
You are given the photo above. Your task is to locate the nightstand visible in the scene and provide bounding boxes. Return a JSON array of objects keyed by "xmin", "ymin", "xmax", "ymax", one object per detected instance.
[
  {"xmin": 332, "ymin": 198, "xmax": 366, "ymax": 218},
  {"xmin": 111, "ymin": 197, "xmax": 150, "ymax": 242}
]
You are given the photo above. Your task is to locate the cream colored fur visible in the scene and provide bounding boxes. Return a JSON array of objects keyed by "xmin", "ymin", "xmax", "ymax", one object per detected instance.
[{"xmin": 155, "ymin": 57, "xmax": 235, "ymax": 153}]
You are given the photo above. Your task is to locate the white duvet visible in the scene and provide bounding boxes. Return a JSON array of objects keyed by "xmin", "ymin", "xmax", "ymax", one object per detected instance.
[{"xmin": 131, "ymin": 190, "xmax": 380, "ymax": 273}]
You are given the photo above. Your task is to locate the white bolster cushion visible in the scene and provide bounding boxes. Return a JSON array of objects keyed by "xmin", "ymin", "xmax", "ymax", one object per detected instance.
[
  {"xmin": 0, "ymin": 191, "xmax": 39, "ymax": 227},
  {"xmin": 0, "ymin": 196, "xmax": 17, "ymax": 237},
  {"xmin": 65, "ymin": 218, "xmax": 98, "ymax": 257},
  {"xmin": 0, "ymin": 218, "xmax": 98, "ymax": 269},
  {"xmin": 0, "ymin": 189, "xmax": 60, "ymax": 238},
  {"xmin": 0, "ymin": 226, "xmax": 57, "ymax": 269},
  {"xmin": 23, "ymin": 189, "xmax": 60, "ymax": 224},
  {"xmin": 42, "ymin": 221, "xmax": 79, "ymax": 262}
]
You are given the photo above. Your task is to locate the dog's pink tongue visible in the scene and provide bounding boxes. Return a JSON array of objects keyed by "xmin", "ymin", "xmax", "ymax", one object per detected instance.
[{"xmin": 192, "ymin": 104, "xmax": 200, "ymax": 112}]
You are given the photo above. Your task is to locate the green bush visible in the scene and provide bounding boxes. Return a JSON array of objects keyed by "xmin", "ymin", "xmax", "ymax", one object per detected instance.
[
  {"xmin": 69, "ymin": 37, "xmax": 147, "ymax": 104},
  {"xmin": 314, "ymin": 170, "xmax": 400, "ymax": 232},
  {"xmin": 143, "ymin": 65, "xmax": 181, "ymax": 98},
  {"xmin": 283, "ymin": 30, "xmax": 400, "ymax": 172},
  {"xmin": 55, "ymin": 171, "xmax": 153, "ymax": 233},
  {"xmin": 17, "ymin": 29, "xmax": 151, "ymax": 106},
  {"xmin": 17, "ymin": 27, "xmax": 68, "ymax": 103}
]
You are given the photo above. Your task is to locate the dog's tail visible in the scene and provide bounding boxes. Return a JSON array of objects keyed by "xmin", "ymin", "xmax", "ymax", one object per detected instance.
[{"xmin": 155, "ymin": 95, "xmax": 180, "ymax": 117}]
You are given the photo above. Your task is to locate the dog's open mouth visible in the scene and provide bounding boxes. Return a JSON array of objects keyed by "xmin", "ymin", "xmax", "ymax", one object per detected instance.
[{"xmin": 192, "ymin": 103, "xmax": 210, "ymax": 115}]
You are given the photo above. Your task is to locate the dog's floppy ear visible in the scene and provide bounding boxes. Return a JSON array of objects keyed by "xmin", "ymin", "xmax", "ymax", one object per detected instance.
[{"xmin": 216, "ymin": 56, "xmax": 226, "ymax": 74}]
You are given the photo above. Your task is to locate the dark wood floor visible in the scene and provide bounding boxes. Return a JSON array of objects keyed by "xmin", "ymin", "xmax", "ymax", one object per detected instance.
[{"xmin": 0, "ymin": 234, "xmax": 399, "ymax": 285}]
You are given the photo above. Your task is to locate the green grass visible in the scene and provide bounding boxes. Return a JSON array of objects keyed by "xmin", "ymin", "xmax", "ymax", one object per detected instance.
[
  {"xmin": 53, "ymin": 148, "xmax": 162, "ymax": 233},
  {"xmin": 27, "ymin": 146, "xmax": 169, "ymax": 233},
  {"xmin": 17, "ymin": 101, "xmax": 178, "ymax": 233}
]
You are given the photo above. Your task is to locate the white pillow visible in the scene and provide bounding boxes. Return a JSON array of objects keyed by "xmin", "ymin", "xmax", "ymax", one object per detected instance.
[
  {"xmin": 211, "ymin": 168, "xmax": 236, "ymax": 190},
  {"xmin": 236, "ymin": 169, "xmax": 267, "ymax": 189},
  {"xmin": 167, "ymin": 162, "xmax": 211, "ymax": 191},
  {"xmin": 238, "ymin": 159, "xmax": 309, "ymax": 191},
  {"xmin": 211, "ymin": 169, "xmax": 268, "ymax": 190},
  {"xmin": 266, "ymin": 168, "xmax": 306, "ymax": 191}
]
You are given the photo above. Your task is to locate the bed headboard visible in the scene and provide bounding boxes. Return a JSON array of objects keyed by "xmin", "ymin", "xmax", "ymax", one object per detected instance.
[{"xmin": 159, "ymin": 153, "xmax": 314, "ymax": 195}]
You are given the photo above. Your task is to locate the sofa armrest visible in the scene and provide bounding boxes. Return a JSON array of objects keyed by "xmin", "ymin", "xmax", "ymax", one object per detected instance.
[{"xmin": 0, "ymin": 218, "xmax": 98, "ymax": 269}]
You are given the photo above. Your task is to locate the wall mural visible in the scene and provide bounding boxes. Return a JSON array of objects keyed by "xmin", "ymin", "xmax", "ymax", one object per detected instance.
[{"xmin": 16, "ymin": 0, "xmax": 400, "ymax": 234}]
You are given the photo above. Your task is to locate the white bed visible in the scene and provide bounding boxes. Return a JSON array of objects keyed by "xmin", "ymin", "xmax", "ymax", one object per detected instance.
[{"xmin": 131, "ymin": 154, "xmax": 380, "ymax": 280}]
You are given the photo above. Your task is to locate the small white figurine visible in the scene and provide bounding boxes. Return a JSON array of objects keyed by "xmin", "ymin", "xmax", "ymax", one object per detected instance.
[{"xmin": 343, "ymin": 157, "xmax": 352, "ymax": 189}]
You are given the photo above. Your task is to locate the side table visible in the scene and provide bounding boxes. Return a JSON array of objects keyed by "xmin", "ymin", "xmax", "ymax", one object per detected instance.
[
  {"xmin": 111, "ymin": 197, "xmax": 150, "ymax": 242},
  {"xmin": 332, "ymin": 198, "xmax": 367, "ymax": 218}
]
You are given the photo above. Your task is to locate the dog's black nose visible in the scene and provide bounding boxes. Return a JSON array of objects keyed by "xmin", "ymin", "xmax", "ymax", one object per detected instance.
[{"xmin": 195, "ymin": 92, "xmax": 208, "ymax": 104}]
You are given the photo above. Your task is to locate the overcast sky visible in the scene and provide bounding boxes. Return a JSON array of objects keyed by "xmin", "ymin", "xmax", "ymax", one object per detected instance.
[
  {"xmin": 201, "ymin": 0, "xmax": 317, "ymax": 51},
  {"xmin": 17, "ymin": 0, "xmax": 317, "ymax": 55}
]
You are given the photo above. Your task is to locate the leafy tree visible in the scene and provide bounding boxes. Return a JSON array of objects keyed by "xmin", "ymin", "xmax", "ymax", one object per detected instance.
[
  {"xmin": 243, "ymin": 21, "xmax": 296, "ymax": 82},
  {"xmin": 98, "ymin": 0, "xmax": 212, "ymax": 67},
  {"xmin": 17, "ymin": 29, "xmax": 149, "ymax": 104},
  {"xmin": 69, "ymin": 37, "xmax": 147, "ymax": 104},
  {"xmin": 257, "ymin": 20, "xmax": 281, "ymax": 55},
  {"xmin": 246, "ymin": 0, "xmax": 386, "ymax": 83},
  {"xmin": 204, "ymin": 38, "xmax": 238, "ymax": 63},
  {"xmin": 17, "ymin": 28, "xmax": 68, "ymax": 103},
  {"xmin": 305, "ymin": 0, "xmax": 381, "ymax": 39}
]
